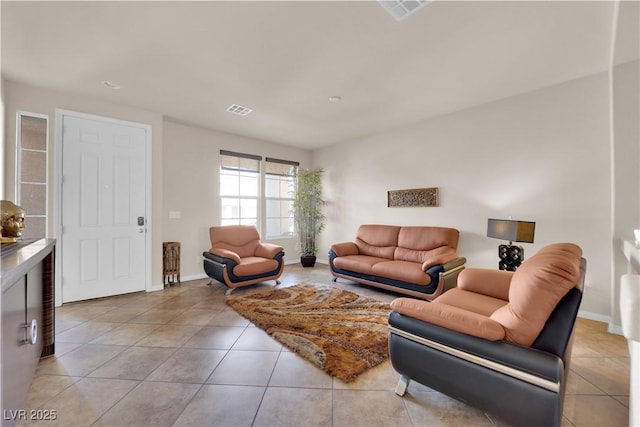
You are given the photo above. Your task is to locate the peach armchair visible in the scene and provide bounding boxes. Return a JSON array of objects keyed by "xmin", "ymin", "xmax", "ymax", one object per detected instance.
[
  {"xmin": 388, "ymin": 243, "xmax": 585, "ymax": 427},
  {"xmin": 203, "ymin": 225, "xmax": 285, "ymax": 295}
]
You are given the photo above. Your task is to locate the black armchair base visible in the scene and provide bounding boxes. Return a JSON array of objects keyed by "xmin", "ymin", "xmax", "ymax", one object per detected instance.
[{"xmin": 388, "ymin": 315, "xmax": 565, "ymax": 427}]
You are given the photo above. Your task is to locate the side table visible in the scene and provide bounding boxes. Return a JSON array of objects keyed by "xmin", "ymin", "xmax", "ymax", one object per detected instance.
[{"xmin": 163, "ymin": 241, "xmax": 181, "ymax": 287}]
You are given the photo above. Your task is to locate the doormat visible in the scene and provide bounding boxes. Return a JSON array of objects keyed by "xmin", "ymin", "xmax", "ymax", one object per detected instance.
[{"xmin": 226, "ymin": 283, "xmax": 391, "ymax": 383}]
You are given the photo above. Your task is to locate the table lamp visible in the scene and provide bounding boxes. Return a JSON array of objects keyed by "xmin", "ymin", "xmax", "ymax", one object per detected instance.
[{"xmin": 487, "ymin": 218, "xmax": 536, "ymax": 271}]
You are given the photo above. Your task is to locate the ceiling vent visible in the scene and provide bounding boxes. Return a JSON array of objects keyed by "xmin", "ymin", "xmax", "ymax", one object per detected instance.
[
  {"xmin": 226, "ymin": 104, "xmax": 253, "ymax": 116},
  {"xmin": 377, "ymin": 0, "xmax": 431, "ymax": 21}
]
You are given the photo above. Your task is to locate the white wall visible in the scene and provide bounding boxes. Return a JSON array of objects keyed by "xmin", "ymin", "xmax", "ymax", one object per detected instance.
[
  {"xmin": 162, "ymin": 120, "xmax": 312, "ymax": 279},
  {"xmin": 314, "ymin": 72, "xmax": 612, "ymax": 319},
  {"xmin": 2, "ymin": 79, "xmax": 165, "ymax": 295},
  {"xmin": 611, "ymin": 59, "xmax": 640, "ymax": 330},
  {"xmin": 609, "ymin": 0, "xmax": 640, "ymax": 333}
]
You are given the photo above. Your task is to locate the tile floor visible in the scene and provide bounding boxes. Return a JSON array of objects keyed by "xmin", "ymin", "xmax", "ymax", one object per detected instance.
[{"xmin": 19, "ymin": 264, "xmax": 630, "ymax": 426}]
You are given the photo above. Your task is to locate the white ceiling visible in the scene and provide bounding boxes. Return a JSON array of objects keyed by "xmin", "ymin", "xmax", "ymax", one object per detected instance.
[{"xmin": 1, "ymin": 1, "xmax": 634, "ymax": 150}]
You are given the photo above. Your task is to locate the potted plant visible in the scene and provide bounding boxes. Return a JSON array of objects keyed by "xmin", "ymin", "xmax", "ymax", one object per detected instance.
[{"xmin": 293, "ymin": 168, "xmax": 326, "ymax": 267}]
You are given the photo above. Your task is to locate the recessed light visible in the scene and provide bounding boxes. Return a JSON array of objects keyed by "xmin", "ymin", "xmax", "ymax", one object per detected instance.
[
  {"xmin": 102, "ymin": 81, "xmax": 121, "ymax": 89},
  {"xmin": 329, "ymin": 96, "xmax": 342, "ymax": 102},
  {"xmin": 378, "ymin": 0, "xmax": 431, "ymax": 21}
]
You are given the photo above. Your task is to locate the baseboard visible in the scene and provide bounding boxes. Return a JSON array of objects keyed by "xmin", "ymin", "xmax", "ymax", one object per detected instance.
[
  {"xmin": 148, "ymin": 273, "xmax": 208, "ymax": 292},
  {"xmin": 608, "ymin": 323, "xmax": 624, "ymax": 336},
  {"xmin": 182, "ymin": 273, "xmax": 208, "ymax": 282},
  {"xmin": 284, "ymin": 258, "xmax": 329, "ymax": 265},
  {"xmin": 577, "ymin": 310, "xmax": 610, "ymax": 323}
]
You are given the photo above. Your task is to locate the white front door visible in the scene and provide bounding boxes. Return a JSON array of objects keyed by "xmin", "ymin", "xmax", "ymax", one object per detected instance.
[{"xmin": 60, "ymin": 113, "xmax": 149, "ymax": 303}]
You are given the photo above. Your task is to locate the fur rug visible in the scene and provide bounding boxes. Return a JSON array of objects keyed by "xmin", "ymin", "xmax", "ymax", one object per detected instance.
[{"xmin": 226, "ymin": 283, "xmax": 391, "ymax": 382}]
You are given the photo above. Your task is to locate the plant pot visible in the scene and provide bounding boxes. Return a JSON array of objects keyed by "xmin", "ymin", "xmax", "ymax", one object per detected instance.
[{"xmin": 300, "ymin": 255, "xmax": 316, "ymax": 267}]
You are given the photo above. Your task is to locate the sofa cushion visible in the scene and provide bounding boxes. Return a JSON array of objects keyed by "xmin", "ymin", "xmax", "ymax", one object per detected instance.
[
  {"xmin": 333, "ymin": 255, "xmax": 387, "ymax": 275},
  {"xmin": 397, "ymin": 226, "xmax": 460, "ymax": 251},
  {"xmin": 371, "ymin": 260, "xmax": 432, "ymax": 286},
  {"xmin": 354, "ymin": 224, "xmax": 400, "ymax": 259},
  {"xmin": 490, "ymin": 243, "xmax": 582, "ymax": 346}
]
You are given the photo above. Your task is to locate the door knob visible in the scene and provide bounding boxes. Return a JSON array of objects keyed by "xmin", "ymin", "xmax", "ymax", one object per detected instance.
[{"xmin": 24, "ymin": 319, "xmax": 37, "ymax": 345}]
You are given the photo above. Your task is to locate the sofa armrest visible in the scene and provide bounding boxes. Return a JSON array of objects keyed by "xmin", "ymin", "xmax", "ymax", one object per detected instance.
[
  {"xmin": 421, "ymin": 248, "xmax": 460, "ymax": 271},
  {"xmin": 457, "ymin": 268, "xmax": 513, "ymax": 301},
  {"xmin": 442, "ymin": 257, "xmax": 466, "ymax": 272},
  {"xmin": 255, "ymin": 242, "xmax": 285, "ymax": 259},
  {"xmin": 390, "ymin": 297, "xmax": 505, "ymax": 341},
  {"xmin": 331, "ymin": 242, "xmax": 359, "ymax": 257},
  {"xmin": 209, "ymin": 248, "xmax": 241, "ymax": 264}
]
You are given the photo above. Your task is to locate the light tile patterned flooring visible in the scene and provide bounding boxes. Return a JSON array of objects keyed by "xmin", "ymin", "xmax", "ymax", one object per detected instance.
[{"xmin": 20, "ymin": 264, "xmax": 630, "ymax": 426}]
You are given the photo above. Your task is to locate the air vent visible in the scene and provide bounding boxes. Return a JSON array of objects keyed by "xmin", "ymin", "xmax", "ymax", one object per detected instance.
[
  {"xmin": 378, "ymin": 0, "xmax": 431, "ymax": 21},
  {"xmin": 226, "ymin": 104, "xmax": 253, "ymax": 116}
]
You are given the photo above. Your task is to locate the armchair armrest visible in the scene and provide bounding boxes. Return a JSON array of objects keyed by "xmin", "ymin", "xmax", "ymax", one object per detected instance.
[
  {"xmin": 255, "ymin": 242, "xmax": 284, "ymax": 259},
  {"xmin": 209, "ymin": 248, "xmax": 241, "ymax": 264},
  {"xmin": 390, "ymin": 297, "xmax": 505, "ymax": 341},
  {"xmin": 388, "ymin": 311, "xmax": 564, "ymax": 384},
  {"xmin": 457, "ymin": 268, "xmax": 513, "ymax": 301},
  {"xmin": 331, "ymin": 242, "xmax": 359, "ymax": 257}
]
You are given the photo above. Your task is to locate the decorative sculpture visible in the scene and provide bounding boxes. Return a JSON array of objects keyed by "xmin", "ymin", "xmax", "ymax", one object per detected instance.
[{"xmin": 1, "ymin": 200, "xmax": 26, "ymax": 242}]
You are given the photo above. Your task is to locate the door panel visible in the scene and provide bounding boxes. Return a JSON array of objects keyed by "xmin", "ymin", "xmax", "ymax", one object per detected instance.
[{"xmin": 61, "ymin": 114, "xmax": 147, "ymax": 302}]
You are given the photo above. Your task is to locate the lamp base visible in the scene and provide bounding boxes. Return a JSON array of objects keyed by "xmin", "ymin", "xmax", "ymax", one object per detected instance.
[{"xmin": 498, "ymin": 244, "xmax": 524, "ymax": 271}]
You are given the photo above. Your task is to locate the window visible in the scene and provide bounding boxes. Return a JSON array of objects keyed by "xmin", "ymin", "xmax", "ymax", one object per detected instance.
[
  {"xmin": 265, "ymin": 158, "xmax": 298, "ymax": 238},
  {"xmin": 219, "ymin": 150, "xmax": 299, "ymax": 238},
  {"xmin": 219, "ymin": 150, "xmax": 260, "ymax": 227},
  {"xmin": 17, "ymin": 113, "xmax": 48, "ymax": 239}
]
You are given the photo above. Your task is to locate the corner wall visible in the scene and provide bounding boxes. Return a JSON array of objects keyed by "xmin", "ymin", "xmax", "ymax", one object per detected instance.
[
  {"xmin": 314, "ymin": 72, "xmax": 612, "ymax": 319},
  {"xmin": 161, "ymin": 120, "xmax": 312, "ymax": 279}
]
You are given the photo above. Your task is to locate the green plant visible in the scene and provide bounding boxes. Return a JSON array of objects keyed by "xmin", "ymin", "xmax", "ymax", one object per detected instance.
[{"xmin": 293, "ymin": 168, "xmax": 326, "ymax": 256}]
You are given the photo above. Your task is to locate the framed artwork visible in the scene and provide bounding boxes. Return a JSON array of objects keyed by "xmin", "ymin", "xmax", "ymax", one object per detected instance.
[{"xmin": 388, "ymin": 187, "xmax": 438, "ymax": 207}]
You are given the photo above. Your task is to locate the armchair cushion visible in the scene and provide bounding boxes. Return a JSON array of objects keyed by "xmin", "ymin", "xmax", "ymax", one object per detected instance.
[
  {"xmin": 209, "ymin": 225, "xmax": 260, "ymax": 258},
  {"xmin": 390, "ymin": 297, "xmax": 506, "ymax": 341},
  {"xmin": 457, "ymin": 268, "xmax": 513, "ymax": 301},
  {"xmin": 233, "ymin": 257, "xmax": 280, "ymax": 276},
  {"xmin": 490, "ymin": 243, "xmax": 582, "ymax": 346},
  {"xmin": 435, "ymin": 288, "xmax": 508, "ymax": 317},
  {"xmin": 255, "ymin": 242, "xmax": 285, "ymax": 259},
  {"xmin": 208, "ymin": 248, "xmax": 241, "ymax": 264}
]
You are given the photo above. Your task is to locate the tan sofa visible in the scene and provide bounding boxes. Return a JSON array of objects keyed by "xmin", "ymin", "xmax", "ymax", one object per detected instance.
[{"xmin": 328, "ymin": 224, "xmax": 466, "ymax": 300}]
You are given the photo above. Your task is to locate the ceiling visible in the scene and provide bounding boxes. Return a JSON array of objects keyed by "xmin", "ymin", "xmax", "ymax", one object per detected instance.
[{"xmin": 1, "ymin": 1, "xmax": 634, "ymax": 150}]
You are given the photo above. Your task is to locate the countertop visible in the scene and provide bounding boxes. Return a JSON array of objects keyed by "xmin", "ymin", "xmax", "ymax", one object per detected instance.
[{"xmin": 1, "ymin": 238, "xmax": 56, "ymax": 293}]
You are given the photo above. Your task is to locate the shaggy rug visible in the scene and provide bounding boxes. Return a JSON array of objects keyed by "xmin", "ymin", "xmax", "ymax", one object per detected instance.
[{"xmin": 226, "ymin": 283, "xmax": 391, "ymax": 382}]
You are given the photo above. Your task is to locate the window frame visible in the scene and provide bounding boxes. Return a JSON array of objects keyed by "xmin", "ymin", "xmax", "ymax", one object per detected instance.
[
  {"xmin": 264, "ymin": 157, "xmax": 298, "ymax": 239},
  {"xmin": 219, "ymin": 150, "xmax": 261, "ymax": 229},
  {"xmin": 219, "ymin": 150, "xmax": 299, "ymax": 240}
]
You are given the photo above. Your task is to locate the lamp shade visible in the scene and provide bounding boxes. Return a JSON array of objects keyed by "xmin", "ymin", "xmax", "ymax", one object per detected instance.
[{"xmin": 487, "ymin": 218, "xmax": 535, "ymax": 243}]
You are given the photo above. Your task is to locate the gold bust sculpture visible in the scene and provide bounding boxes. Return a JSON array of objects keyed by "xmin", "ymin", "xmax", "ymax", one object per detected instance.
[{"xmin": 1, "ymin": 200, "xmax": 26, "ymax": 242}]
